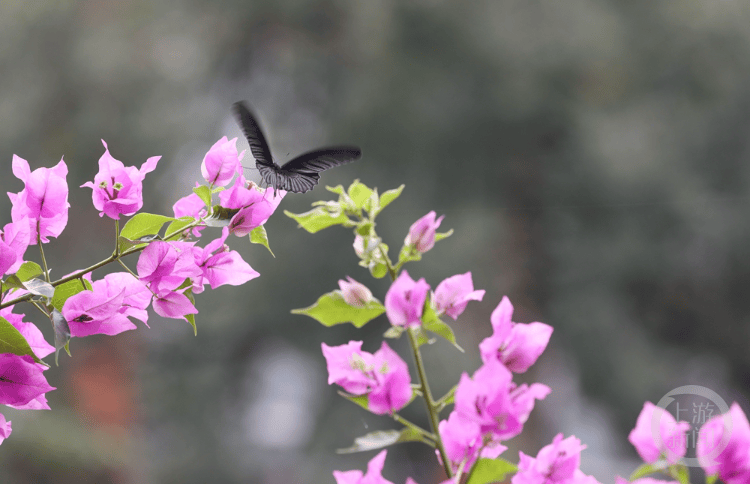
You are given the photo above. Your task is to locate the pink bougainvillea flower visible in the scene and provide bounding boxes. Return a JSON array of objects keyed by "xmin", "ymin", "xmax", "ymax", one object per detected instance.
[
  {"xmin": 136, "ymin": 241, "xmax": 200, "ymax": 320},
  {"xmin": 0, "ymin": 219, "xmax": 30, "ymax": 276},
  {"xmin": 137, "ymin": 241, "xmax": 202, "ymax": 295},
  {"xmin": 433, "ymin": 272, "xmax": 485, "ymax": 320},
  {"xmin": 172, "ymin": 185, "xmax": 208, "ymax": 237},
  {"xmin": 151, "ymin": 290, "xmax": 198, "ymax": 320},
  {"xmin": 384, "ymin": 270, "xmax": 430, "ymax": 328},
  {"xmin": 0, "ymin": 307, "xmax": 54, "ymax": 359},
  {"xmin": 0, "ymin": 413, "xmax": 11, "ymax": 445},
  {"xmin": 479, "ymin": 296, "xmax": 553, "ymax": 373},
  {"xmin": 62, "ymin": 283, "xmax": 133, "ymax": 337},
  {"xmin": 8, "ymin": 155, "xmax": 69, "ymax": 244},
  {"xmin": 63, "ymin": 268, "xmax": 167, "ymax": 336},
  {"xmin": 454, "ymin": 358, "xmax": 549, "ymax": 440},
  {"xmin": 628, "ymin": 401, "xmax": 690, "ymax": 465},
  {"xmin": 333, "ymin": 450, "xmax": 394, "ymax": 484},
  {"xmin": 512, "ymin": 434, "xmax": 601, "ymax": 484},
  {"xmin": 697, "ymin": 402, "xmax": 750, "ymax": 482},
  {"xmin": 81, "ymin": 140, "xmax": 160, "ymax": 220},
  {"xmin": 404, "ymin": 211, "xmax": 444, "ymax": 253},
  {"xmin": 322, "ymin": 341, "xmax": 412, "ymax": 415},
  {"xmin": 219, "ymin": 176, "xmax": 284, "ymax": 237},
  {"xmin": 192, "ymin": 227, "xmax": 259, "ymax": 293},
  {"xmin": 100, "ymin": 272, "xmax": 152, "ymax": 327},
  {"xmin": 0, "ymin": 353, "xmax": 55, "ymax": 407},
  {"xmin": 201, "ymin": 136, "xmax": 243, "ymax": 187},
  {"xmin": 322, "ymin": 340, "xmax": 374, "ymax": 394},
  {"xmin": 338, "ymin": 276, "xmax": 374, "ymax": 307},
  {"xmin": 438, "ymin": 411, "xmax": 507, "ymax": 473}
]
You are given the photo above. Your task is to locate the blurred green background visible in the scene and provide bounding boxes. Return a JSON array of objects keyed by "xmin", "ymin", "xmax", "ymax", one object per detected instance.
[{"xmin": 1, "ymin": 1, "xmax": 749, "ymax": 482}]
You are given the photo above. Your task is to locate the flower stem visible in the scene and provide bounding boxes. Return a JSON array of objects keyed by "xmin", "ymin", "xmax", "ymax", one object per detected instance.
[{"xmin": 407, "ymin": 327, "xmax": 453, "ymax": 479}]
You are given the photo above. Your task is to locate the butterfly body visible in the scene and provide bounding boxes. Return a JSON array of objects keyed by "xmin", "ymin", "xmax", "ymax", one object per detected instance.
[{"xmin": 232, "ymin": 101, "xmax": 362, "ymax": 193}]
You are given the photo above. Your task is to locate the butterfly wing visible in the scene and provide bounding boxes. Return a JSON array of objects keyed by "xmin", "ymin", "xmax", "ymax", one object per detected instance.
[
  {"xmin": 277, "ymin": 146, "xmax": 362, "ymax": 193},
  {"xmin": 232, "ymin": 101, "xmax": 276, "ymax": 170}
]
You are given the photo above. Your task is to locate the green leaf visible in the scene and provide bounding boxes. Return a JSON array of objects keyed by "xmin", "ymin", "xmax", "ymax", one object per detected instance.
[
  {"xmin": 336, "ymin": 428, "xmax": 425, "ymax": 454},
  {"xmin": 671, "ymin": 465, "xmax": 690, "ymax": 484},
  {"xmin": 466, "ymin": 458, "xmax": 517, "ymax": 484},
  {"xmin": 165, "ymin": 216, "xmax": 196, "ymax": 240},
  {"xmin": 250, "ymin": 225, "xmax": 274, "ymax": 257},
  {"xmin": 339, "ymin": 391, "xmax": 370, "ymax": 411},
  {"xmin": 369, "ymin": 262, "xmax": 388, "ymax": 279},
  {"xmin": 2, "ymin": 275, "xmax": 23, "ymax": 293},
  {"xmin": 706, "ymin": 473, "xmax": 718, "ymax": 484},
  {"xmin": 326, "ymin": 184, "xmax": 346, "ymax": 196},
  {"xmin": 284, "ymin": 207, "xmax": 349, "ymax": 233},
  {"xmin": 383, "ymin": 326, "xmax": 405, "ymax": 339},
  {"xmin": 348, "ymin": 180, "xmax": 374, "ymax": 209},
  {"xmin": 355, "ymin": 221, "xmax": 373, "ymax": 236},
  {"xmin": 120, "ymin": 213, "xmax": 174, "ymax": 240},
  {"xmin": 52, "ymin": 309, "xmax": 70, "ymax": 365},
  {"xmin": 0, "ymin": 316, "xmax": 42, "ymax": 363},
  {"xmin": 412, "ymin": 327, "xmax": 434, "ymax": 347},
  {"xmin": 397, "ymin": 244, "xmax": 422, "ymax": 267},
  {"xmin": 629, "ymin": 461, "xmax": 666, "ymax": 481},
  {"xmin": 363, "ymin": 188, "xmax": 380, "ymax": 216},
  {"xmin": 435, "ymin": 228, "xmax": 454, "ymax": 243},
  {"xmin": 51, "ymin": 279, "xmax": 90, "ymax": 312},
  {"xmin": 184, "ymin": 289, "xmax": 197, "ymax": 336},
  {"xmin": 422, "ymin": 304, "xmax": 463, "ymax": 351},
  {"xmin": 291, "ymin": 291, "xmax": 384, "ymax": 328},
  {"xmin": 377, "ymin": 185, "xmax": 404, "ymax": 213},
  {"xmin": 192, "ymin": 185, "xmax": 212, "ymax": 209},
  {"xmin": 118, "ymin": 234, "xmax": 159, "ymax": 254},
  {"xmin": 22, "ymin": 278, "xmax": 55, "ymax": 298},
  {"xmin": 437, "ymin": 385, "xmax": 456, "ymax": 411},
  {"xmin": 15, "ymin": 261, "xmax": 43, "ymax": 282}
]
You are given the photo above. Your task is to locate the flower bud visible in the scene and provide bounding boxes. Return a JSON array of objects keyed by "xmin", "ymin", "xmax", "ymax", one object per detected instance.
[
  {"xmin": 353, "ymin": 234, "xmax": 381, "ymax": 259},
  {"xmin": 338, "ymin": 276, "xmax": 373, "ymax": 307},
  {"xmin": 405, "ymin": 211, "xmax": 444, "ymax": 253}
]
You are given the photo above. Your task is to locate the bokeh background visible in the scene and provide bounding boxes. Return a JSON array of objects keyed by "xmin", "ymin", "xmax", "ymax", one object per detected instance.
[{"xmin": 1, "ymin": 1, "xmax": 749, "ymax": 483}]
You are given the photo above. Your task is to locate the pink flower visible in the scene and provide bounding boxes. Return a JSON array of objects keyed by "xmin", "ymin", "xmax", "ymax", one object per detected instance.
[
  {"xmin": 322, "ymin": 341, "xmax": 412, "ymax": 415},
  {"xmin": 81, "ymin": 140, "xmax": 160, "ymax": 220},
  {"xmin": 0, "ymin": 353, "xmax": 55, "ymax": 407},
  {"xmin": 0, "ymin": 219, "xmax": 29, "ymax": 276},
  {"xmin": 173, "ymin": 185, "xmax": 208, "ymax": 237},
  {"xmin": 338, "ymin": 276, "xmax": 374, "ymax": 307},
  {"xmin": 433, "ymin": 272, "xmax": 485, "ymax": 320},
  {"xmin": 697, "ymin": 403, "xmax": 750, "ymax": 483},
  {"xmin": 628, "ymin": 401, "xmax": 690, "ymax": 465},
  {"xmin": 438, "ymin": 411, "xmax": 507, "ymax": 473},
  {"xmin": 8, "ymin": 155, "xmax": 69, "ymax": 244},
  {"xmin": 136, "ymin": 241, "xmax": 201, "ymax": 320},
  {"xmin": 333, "ymin": 450, "xmax": 394, "ymax": 484},
  {"xmin": 404, "ymin": 211, "xmax": 444, "ymax": 253},
  {"xmin": 0, "ymin": 413, "xmax": 11, "ymax": 445},
  {"xmin": 384, "ymin": 270, "xmax": 430, "ymax": 328},
  {"xmin": 479, "ymin": 296, "xmax": 553, "ymax": 373},
  {"xmin": 454, "ymin": 358, "xmax": 549, "ymax": 440},
  {"xmin": 63, "ymin": 280, "xmax": 135, "ymax": 337},
  {"xmin": 192, "ymin": 227, "xmax": 259, "ymax": 293},
  {"xmin": 201, "ymin": 136, "xmax": 243, "ymax": 187},
  {"xmin": 219, "ymin": 176, "xmax": 284, "ymax": 236},
  {"xmin": 512, "ymin": 434, "xmax": 601, "ymax": 484}
]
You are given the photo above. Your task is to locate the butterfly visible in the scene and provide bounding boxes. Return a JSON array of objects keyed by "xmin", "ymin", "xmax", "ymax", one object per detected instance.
[{"xmin": 232, "ymin": 101, "xmax": 362, "ymax": 194}]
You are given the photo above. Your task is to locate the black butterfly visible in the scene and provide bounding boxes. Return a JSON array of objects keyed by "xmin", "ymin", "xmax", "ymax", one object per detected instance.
[{"xmin": 232, "ymin": 101, "xmax": 362, "ymax": 194}]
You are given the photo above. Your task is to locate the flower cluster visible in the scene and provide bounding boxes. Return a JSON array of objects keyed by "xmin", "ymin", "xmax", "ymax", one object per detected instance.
[{"xmin": 0, "ymin": 135, "xmax": 282, "ymax": 444}]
